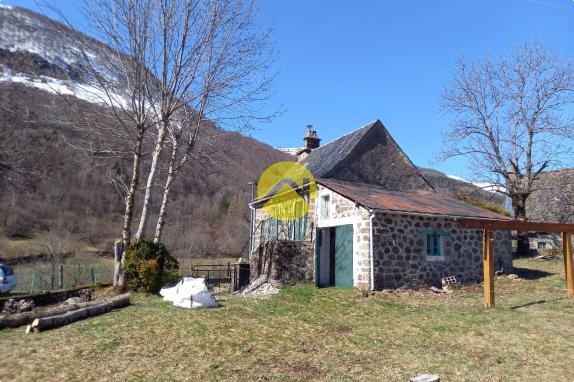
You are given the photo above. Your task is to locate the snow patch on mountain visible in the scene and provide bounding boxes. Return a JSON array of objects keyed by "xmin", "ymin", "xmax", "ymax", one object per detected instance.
[
  {"xmin": 446, "ymin": 174, "xmax": 507, "ymax": 194},
  {"xmin": 446, "ymin": 174, "xmax": 467, "ymax": 182},
  {"xmin": 0, "ymin": 66, "xmax": 129, "ymax": 108},
  {"xmin": 276, "ymin": 147, "xmax": 300, "ymax": 156},
  {"xmin": 0, "ymin": 6, "xmax": 122, "ymax": 86}
]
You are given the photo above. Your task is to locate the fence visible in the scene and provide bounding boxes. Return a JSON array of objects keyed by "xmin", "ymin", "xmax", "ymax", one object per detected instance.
[
  {"xmin": 11, "ymin": 259, "xmax": 114, "ymax": 293},
  {"xmin": 9, "ymin": 257, "xmax": 246, "ymax": 294}
]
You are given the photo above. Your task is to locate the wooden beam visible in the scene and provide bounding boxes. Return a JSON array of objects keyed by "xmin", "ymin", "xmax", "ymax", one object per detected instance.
[
  {"xmin": 483, "ymin": 230, "xmax": 495, "ymax": 308},
  {"xmin": 458, "ymin": 218, "xmax": 574, "ymax": 233},
  {"xmin": 563, "ymin": 232, "xmax": 574, "ymax": 297}
]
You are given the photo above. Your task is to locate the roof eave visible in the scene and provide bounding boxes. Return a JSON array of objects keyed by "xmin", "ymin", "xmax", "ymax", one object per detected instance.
[{"xmin": 366, "ymin": 207, "xmax": 511, "ymax": 222}]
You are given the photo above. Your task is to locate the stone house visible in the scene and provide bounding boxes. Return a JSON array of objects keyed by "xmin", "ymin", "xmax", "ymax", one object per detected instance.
[
  {"xmin": 249, "ymin": 120, "xmax": 513, "ymax": 290},
  {"xmin": 526, "ymin": 169, "xmax": 574, "ymax": 252}
]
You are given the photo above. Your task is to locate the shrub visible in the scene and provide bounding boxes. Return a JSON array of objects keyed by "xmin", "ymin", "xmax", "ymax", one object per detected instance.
[{"xmin": 124, "ymin": 240, "xmax": 180, "ymax": 293}]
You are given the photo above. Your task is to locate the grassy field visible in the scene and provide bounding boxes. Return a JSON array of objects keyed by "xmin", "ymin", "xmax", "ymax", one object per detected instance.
[{"xmin": 1, "ymin": 258, "xmax": 574, "ymax": 381}]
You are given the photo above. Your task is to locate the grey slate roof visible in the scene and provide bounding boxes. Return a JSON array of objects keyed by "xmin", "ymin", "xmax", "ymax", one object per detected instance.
[{"xmin": 301, "ymin": 120, "xmax": 377, "ymax": 178}]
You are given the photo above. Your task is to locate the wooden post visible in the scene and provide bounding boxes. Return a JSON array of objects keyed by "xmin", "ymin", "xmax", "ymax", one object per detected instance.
[
  {"xmin": 562, "ymin": 232, "xmax": 574, "ymax": 297},
  {"xmin": 483, "ymin": 230, "xmax": 495, "ymax": 308}
]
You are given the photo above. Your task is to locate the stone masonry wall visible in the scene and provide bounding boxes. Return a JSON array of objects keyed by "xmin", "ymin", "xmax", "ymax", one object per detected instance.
[
  {"xmin": 371, "ymin": 213, "xmax": 513, "ymax": 289},
  {"xmin": 250, "ymin": 241, "xmax": 315, "ymax": 284}
]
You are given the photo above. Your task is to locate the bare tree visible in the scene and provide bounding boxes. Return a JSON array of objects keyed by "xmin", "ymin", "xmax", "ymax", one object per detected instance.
[
  {"xmin": 151, "ymin": 0, "xmax": 275, "ymax": 243},
  {"xmin": 440, "ymin": 41, "xmax": 574, "ymax": 256},
  {"xmin": 0, "ymin": 105, "xmax": 35, "ymax": 187},
  {"xmin": 47, "ymin": 0, "xmax": 274, "ymax": 287},
  {"xmin": 33, "ymin": 230, "xmax": 79, "ymax": 289},
  {"xmin": 51, "ymin": 0, "xmax": 157, "ymax": 289},
  {"xmin": 133, "ymin": 0, "xmax": 275, "ymax": 244}
]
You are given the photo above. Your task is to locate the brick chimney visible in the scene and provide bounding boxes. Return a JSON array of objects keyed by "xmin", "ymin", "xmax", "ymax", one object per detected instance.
[{"xmin": 297, "ymin": 125, "xmax": 320, "ymax": 162}]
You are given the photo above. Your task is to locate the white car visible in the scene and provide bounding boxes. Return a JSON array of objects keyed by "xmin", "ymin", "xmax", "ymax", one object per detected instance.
[{"xmin": 0, "ymin": 264, "xmax": 17, "ymax": 294}]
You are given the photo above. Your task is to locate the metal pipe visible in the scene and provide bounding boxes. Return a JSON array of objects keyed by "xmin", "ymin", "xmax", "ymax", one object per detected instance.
[
  {"xmin": 369, "ymin": 210, "xmax": 375, "ymax": 291},
  {"xmin": 248, "ymin": 181, "xmax": 256, "ymax": 260}
]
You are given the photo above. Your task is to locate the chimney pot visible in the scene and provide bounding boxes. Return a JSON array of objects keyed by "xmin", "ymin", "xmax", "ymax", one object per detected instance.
[
  {"xmin": 297, "ymin": 124, "xmax": 320, "ymax": 163},
  {"xmin": 303, "ymin": 124, "xmax": 320, "ymax": 150}
]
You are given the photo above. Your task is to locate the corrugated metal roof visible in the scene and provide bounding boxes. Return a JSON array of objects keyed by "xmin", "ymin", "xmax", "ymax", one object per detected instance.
[{"xmin": 318, "ymin": 178, "xmax": 511, "ymax": 220}]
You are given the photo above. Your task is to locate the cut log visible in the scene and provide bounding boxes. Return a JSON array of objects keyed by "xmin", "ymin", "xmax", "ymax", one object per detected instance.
[
  {"xmin": 0, "ymin": 299, "xmax": 107, "ymax": 329},
  {"xmin": 29, "ymin": 294, "xmax": 131, "ymax": 333}
]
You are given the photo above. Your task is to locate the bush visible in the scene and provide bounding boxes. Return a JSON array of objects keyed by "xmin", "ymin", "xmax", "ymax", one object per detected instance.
[{"xmin": 124, "ymin": 240, "xmax": 180, "ymax": 293}]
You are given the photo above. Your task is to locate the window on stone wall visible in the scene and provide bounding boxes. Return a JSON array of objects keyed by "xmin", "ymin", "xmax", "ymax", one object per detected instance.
[
  {"xmin": 320, "ymin": 194, "xmax": 331, "ymax": 219},
  {"xmin": 424, "ymin": 231, "xmax": 445, "ymax": 260}
]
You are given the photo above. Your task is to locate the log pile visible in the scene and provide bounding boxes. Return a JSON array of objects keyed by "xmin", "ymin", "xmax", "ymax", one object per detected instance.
[
  {"xmin": 0, "ymin": 294, "xmax": 131, "ymax": 331},
  {"xmin": 25, "ymin": 294, "xmax": 131, "ymax": 333}
]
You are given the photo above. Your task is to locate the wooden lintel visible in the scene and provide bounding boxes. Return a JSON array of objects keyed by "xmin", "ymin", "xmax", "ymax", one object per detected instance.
[
  {"xmin": 458, "ymin": 218, "xmax": 574, "ymax": 233},
  {"xmin": 483, "ymin": 230, "xmax": 495, "ymax": 308},
  {"xmin": 563, "ymin": 232, "xmax": 574, "ymax": 297}
]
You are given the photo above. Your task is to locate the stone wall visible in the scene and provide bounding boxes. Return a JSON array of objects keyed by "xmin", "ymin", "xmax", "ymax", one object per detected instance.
[
  {"xmin": 250, "ymin": 241, "xmax": 315, "ymax": 284},
  {"xmin": 371, "ymin": 213, "xmax": 513, "ymax": 289}
]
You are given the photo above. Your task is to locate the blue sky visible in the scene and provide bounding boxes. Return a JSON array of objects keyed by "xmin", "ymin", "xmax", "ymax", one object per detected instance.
[{"xmin": 6, "ymin": 0, "xmax": 574, "ymax": 178}]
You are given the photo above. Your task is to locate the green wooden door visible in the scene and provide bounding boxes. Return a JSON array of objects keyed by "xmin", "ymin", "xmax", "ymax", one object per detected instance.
[{"xmin": 335, "ymin": 224, "xmax": 353, "ymax": 288}]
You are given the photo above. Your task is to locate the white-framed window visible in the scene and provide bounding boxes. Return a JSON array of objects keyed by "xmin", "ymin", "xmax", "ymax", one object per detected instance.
[{"xmin": 320, "ymin": 194, "xmax": 331, "ymax": 219}]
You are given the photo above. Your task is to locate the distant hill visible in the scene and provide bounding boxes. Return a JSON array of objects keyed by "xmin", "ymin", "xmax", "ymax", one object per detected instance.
[
  {"xmin": 0, "ymin": 5, "xmax": 293, "ymax": 257},
  {"xmin": 418, "ymin": 167, "xmax": 506, "ymax": 204}
]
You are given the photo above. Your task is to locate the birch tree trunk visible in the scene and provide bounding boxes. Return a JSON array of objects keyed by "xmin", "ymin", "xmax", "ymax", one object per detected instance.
[
  {"xmin": 134, "ymin": 122, "xmax": 167, "ymax": 243},
  {"xmin": 115, "ymin": 129, "xmax": 144, "ymax": 289},
  {"xmin": 153, "ymin": 140, "xmax": 179, "ymax": 244}
]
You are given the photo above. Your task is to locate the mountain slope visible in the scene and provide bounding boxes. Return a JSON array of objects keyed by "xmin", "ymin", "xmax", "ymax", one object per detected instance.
[
  {"xmin": 0, "ymin": 5, "xmax": 293, "ymax": 257},
  {"xmin": 419, "ymin": 167, "xmax": 502, "ymax": 200}
]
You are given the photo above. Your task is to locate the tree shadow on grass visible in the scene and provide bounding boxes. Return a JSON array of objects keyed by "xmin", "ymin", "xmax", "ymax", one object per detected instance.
[
  {"xmin": 512, "ymin": 266, "xmax": 554, "ymax": 280},
  {"xmin": 510, "ymin": 297, "xmax": 567, "ymax": 310}
]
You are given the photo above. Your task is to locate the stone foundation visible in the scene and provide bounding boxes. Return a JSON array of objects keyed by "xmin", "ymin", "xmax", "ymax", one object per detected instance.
[{"xmin": 250, "ymin": 241, "xmax": 314, "ymax": 284}]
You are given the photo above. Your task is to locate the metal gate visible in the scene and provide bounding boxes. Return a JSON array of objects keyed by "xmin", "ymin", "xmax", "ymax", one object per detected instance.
[{"xmin": 190, "ymin": 263, "xmax": 250, "ymax": 293}]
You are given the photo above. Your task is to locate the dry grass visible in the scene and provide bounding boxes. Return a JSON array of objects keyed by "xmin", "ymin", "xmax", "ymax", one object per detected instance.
[{"xmin": 1, "ymin": 258, "xmax": 574, "ymax": 381}]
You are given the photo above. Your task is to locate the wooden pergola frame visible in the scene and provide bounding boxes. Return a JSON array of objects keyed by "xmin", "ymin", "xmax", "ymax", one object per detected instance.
[{"xmin": 456, "ymin": 218, "xmax": 574, "ymax": 308}]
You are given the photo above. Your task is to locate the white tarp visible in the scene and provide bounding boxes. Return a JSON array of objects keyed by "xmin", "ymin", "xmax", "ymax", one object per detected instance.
[{"xmin": 160, "ymin": 277, "xmax": 218, "ymax": 309}]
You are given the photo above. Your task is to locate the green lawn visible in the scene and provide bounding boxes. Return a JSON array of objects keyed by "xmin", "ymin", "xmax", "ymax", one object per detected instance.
[{"xmin": 1, "ymin": 258, "xmax": 574, "ymax": 381}]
